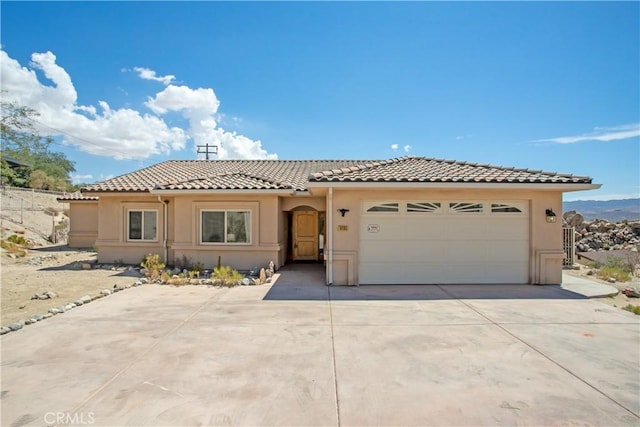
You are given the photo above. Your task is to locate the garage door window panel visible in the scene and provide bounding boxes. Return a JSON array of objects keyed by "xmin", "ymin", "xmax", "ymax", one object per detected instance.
[
  {"xmin": 406, "ymin": 202, "xmax": 442, "ymax": 214},
  {"xmin": 449, "ymin": 202, "xmax": 484, "ymax": 214},
  {"xmin": 491, "ymin": 203, "xmax": 525, "ymax": 214},
  {"xmin": 364, "ymin": 202, "xmax": 399, "ymax": 213}
]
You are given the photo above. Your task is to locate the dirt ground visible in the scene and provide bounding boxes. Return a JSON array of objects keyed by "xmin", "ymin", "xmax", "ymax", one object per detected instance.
[
  {"xmin": 565, "ymin": 264, "xmax": 640, "ymax": 311},
  {"xmin": 1, "ymin": 246, "xmax": 143, "ymax": 325}
]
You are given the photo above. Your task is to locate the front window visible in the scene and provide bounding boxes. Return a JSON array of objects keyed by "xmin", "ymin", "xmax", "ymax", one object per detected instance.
[
  {"xmin": 128, "ymin": 210, "xmax": 157, "ymax": 241},
  {"xmin": 202, "ymin": 210, "xmax": 251, "ymax": 244}
]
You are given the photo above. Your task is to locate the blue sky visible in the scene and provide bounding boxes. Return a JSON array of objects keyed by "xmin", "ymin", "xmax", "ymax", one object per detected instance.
[{"xmin": 1, "ymin": 1, "xmax": 638, "ymax": 201}]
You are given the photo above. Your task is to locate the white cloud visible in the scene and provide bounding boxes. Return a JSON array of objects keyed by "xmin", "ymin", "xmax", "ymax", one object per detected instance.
[
  {"xmin": 133, "ymin": 66, "xmax": 175, "ymax": 86},
  {"xmin": 390, "ymin": 143, "xmax": 399, "ymax": 150},
  {"xmin": 1, "ymin": 49, "xmax": 277, "ymax": 161},
  {"xmin": 70, "ymin": 173, "xmax": 93, "ymax": 184},
  {"xmin": 403, "ymin": 144, "xmax": 412, "ymax": 153},
  {"xmin": 535, "ymin": 124, "xmax": 640, "ymax": 144},
  {"xmin": 146, "ymin": 85, "xmax": 277, "ymax": 160}
]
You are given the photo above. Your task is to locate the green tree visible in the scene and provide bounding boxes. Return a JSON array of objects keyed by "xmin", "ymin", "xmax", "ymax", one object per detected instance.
[{"xmin": 0, "ymin": 100, "xmax": 75, "ymax": 190}]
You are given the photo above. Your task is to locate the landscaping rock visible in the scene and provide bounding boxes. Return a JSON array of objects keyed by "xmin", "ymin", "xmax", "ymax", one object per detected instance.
[
  {"xmin": 0, "ymin": 327, "xmax": 11, "ymax": 335},
  {"xmin": 44, "ymin": 291, "xmax": 57, "ymax": 299},
  {"xmin": 8, "ymin": 322, "xmax": 23, "ymax": 331},
  {"xmin": 259, "ymin": 268, "xmax": 266, "ymax": 284},
  {"xmin": 43, "ymin": 313, "xmax": 53, "ymax": 319},
  {"xmin": 48, "ymin": 308, "xmax": 61, "ymax": 315},
  {"xmin": 100, "ymin": 289, "xmax": 112, "ymax": 296},
  {"xmin": 81, "ymin": 263, "xmax": 92, "ymax": 270},
  {"xmin": 25, "ymin": 319, "xmax": 36, "ymax": 325},
  {"xmin": 64, "ymin": 304, "xmax": 74, "ymax": 311},
  {"xmin": 79, "ymin": 295, "xmax": 92, "ymax": 304}
]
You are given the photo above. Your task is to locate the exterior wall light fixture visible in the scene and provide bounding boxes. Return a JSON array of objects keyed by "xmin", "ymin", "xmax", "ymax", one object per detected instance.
[
  {"xmin": 338, "ymin": 208, "xmax": 350, "ymax": 217},
  {"xmin": 545, "ymin": 209, "xmax": 557, "ymax": 223}
]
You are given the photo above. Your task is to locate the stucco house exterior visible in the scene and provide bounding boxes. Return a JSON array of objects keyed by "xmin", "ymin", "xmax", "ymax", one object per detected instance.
[{"xmin": 60, "ymin": 156, "xmax": 599, "ymax": 285}]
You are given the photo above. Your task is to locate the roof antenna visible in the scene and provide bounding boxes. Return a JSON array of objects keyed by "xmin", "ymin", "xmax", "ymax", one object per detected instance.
[{"xmin": 197, "ymin": 143, "xmax": 218, "ymax": 160}]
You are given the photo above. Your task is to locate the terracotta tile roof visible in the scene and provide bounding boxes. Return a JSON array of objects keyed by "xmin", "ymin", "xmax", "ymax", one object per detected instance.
[
  {"xmin": 83, "ymin": 157, "xmax": 592, "ymax": 193},
  {"xmin": 82, "ymin": 160, "xmax": 372, "ymax": 192},
  {"xmin": 308, "ymin": 157, "xmax": 593, "ymax": 184}
]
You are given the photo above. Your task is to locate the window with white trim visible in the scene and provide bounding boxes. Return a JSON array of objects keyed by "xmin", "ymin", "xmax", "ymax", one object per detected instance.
[
  {"xmin": 449, "ymin": 202, "xmax": 484, "ymax": 214},
  {"xmin": 406, "ymin": 202, "xmax": 442, "ymax": 213},
  {"xmin": 128, "ymin": 210, "xmax": 158, "ymax": 241},
  {"xmin": 201, "ymin": 210, "xmax": 251, "ymax": 244}
]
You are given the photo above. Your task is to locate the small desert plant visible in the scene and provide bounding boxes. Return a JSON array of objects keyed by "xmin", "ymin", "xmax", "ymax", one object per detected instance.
[
  {"xmin": 1, "ymin": 240, "xmax": 26, "ymax": 257},
  {"xmin": 174, "ymin": 254, "xmax": 192, "ymax": 270},
  {"xmin": 598, "ymin": 256, "xmax": 632, "ymax": 282},
  {"xmin": 192, "ymin": 261, "xmax": 205, "ymax": 274},
  {"xmin": 7, "ymin": 234, "xmax": 27, "ymax": 246},
  {"xmin": 622, "ymin": 304, "xmax": 640, "ymax": 315},
  {"xmin": 141, "ymin": 253, "xmax": 165, "ymax": 281},
  {"xmin": 212, "ymin": 265, "xmax": 244, "ymax": 287}
]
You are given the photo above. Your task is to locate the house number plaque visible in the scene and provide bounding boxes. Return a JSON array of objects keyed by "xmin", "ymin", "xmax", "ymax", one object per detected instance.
[{"xmin": 367, "ymin": 224, "xmax": 380, "ymax": 233}]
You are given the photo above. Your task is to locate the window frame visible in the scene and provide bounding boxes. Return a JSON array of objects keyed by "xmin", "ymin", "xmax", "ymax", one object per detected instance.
[
  {"xmin": 126, "ymin": 209, "xmax": 158, "ymax": 242},
  {"xmin": 200, "ymin": 209, "xmax": 252, "ymax": 245}
]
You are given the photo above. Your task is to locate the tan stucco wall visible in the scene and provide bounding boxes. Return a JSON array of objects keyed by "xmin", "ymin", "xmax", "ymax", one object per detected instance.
[
  {"xmin": 94, "ymin": 193, "xmax": 288, "ymax": 270},
  {"xmin": 66, "ymin": 201, "xmax": 99, "ymax": 248},
  {"xmin": 94, "ymin": 195, "xmax": 166, "ymax": 265},
  {"xmin": 327, "ymin": 188, "xmax": 565, "ymax": 285},
  {"xmin": 87, "ymin": 188, "xmax": 566, "ymax": 283}
]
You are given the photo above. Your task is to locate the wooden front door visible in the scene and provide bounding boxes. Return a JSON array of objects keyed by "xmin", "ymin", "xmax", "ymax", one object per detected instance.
[{"xmin": 293, "ymin": 211, "xmax": 318, "ymax": 261}]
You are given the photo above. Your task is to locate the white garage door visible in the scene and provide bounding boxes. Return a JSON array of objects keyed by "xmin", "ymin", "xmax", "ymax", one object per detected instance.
[{"xmin": 359, "ymin": 201, "xmax": 529, "ymax": 284}]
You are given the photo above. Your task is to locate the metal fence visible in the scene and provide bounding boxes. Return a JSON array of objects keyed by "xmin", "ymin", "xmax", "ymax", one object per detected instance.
[{"xmin": 563, "ymin": 227, "xmax": 575, "ymax": 266}]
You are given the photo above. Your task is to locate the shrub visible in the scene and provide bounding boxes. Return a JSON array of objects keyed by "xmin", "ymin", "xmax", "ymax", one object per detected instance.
[
  {"xmin": 7, "ymin": 234, "xmax": 27, "ymax": 246},
  {"xmin": 140, "ymin": 253, "xmax": 165, "ymax": 281},
  {"xmin": 622, "ymin": 304, "xmax": 640, "ymax": 315},
  {"xmin": 213, "ymin": 265, "xmax": 244, "ymax": 287},
  {"xmin": 598, "ymin": 256, "xmax": 632, "ymax": 282},
  {"xmin": 1, "ymin": 240, "xmax": 26, "ymax": 257},
  {"xmin": 174, "ymin": 254, "xmax": 192, "ymax": 270}
]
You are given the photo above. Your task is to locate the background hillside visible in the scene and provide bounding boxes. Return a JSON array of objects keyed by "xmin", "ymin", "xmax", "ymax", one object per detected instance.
[{"xmin": 563, "ymin": 198, "xmax": 640, "ymax": 222}]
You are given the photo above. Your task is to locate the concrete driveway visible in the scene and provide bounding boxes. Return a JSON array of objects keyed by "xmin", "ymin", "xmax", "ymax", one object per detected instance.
[{"xmin": 2, "ymin": 265, "xmax": 639, "ymax": 427}]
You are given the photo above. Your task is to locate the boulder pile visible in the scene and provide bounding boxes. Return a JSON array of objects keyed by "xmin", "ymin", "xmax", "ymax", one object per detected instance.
[{"xmin": 563, "ymin": 211, "xmax": 640, "ymax": 252}]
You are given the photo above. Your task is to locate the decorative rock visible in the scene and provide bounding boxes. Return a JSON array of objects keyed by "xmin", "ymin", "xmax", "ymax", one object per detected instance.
[
  {"xmin": 44, "ymin": 291, "xmax": 57, "ymax": 299},
  {"xmin": 82, "ymin": 263, "xmax": 92, "ymax": 270},
  {"xmin": 43, "ymin": 313, "xmax": 53, "ymax": 319},
  {"xmin": 140, "ymin": 278, "xmax": 149, "ymax": 284},
  {"xmin": 608, "ymin": 277, "xmax": 617, "ymax": 283},
  {"xmin": 49, "ymin": 308, "xmax": 61, "ymax": 315},
  {"xmin": 34, "ymin": 314, "xmax": 44, "ymax": 321},
  {"xmin": 100, "ymin": 289, "xmax": 112, "ymax": 296},
  {"xmin": 0, "ymin": 327, "xmax": 11, "ymax": 335},
  {"xmin": 8, "ymin": 322, "xmax": 24, "ymax": 331},
  {"xmin": 133, "ymin": 281, "xmax": 143, "ymax": 286},
  {"xmin": 241, "ymin": 278, "xmax": 251, "ymax": 286},
  {"xmin": 259, "ymin": 268, "xmax": 266, "ymax": 285},
  {"xmin": 64, "ymin": 304, "xmax": 74, "ymax": 311},
  {"xmin": 252, "ymin": 278, "xmax": 261, "ymax": 286},
  {"xmin": 79, "ymin": 295, "xmax": 92, "ymax": 304},
  {"xmin": 25, "ymin": 319, "xmax": 36, "ymax": 325},
  {"xmin": 74, "ymin": 299, "xmax": 84, "ymax": 306}
]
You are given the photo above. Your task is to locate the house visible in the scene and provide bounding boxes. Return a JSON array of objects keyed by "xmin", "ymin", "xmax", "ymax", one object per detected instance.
[{"xmin": 60, "ymin": 156, "xmax": 599, "ymax": 285}]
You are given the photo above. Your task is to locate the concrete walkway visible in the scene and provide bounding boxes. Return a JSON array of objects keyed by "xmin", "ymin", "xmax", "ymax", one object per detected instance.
[
  {"xmin": 561, "ymin": 271, "xmax": 620, "ymax": 298},
  {"xmin": 2, "ymin": 266, "xmax": 639, "ymax": 426}
]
